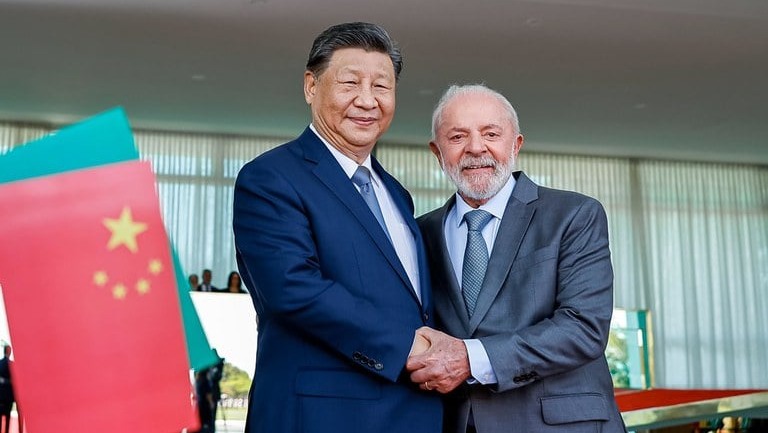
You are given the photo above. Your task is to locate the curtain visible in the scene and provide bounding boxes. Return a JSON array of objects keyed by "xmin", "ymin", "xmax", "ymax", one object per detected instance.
[
  {"xmin": 634, "ymin": 162, "xmax": 768, "ymax": 387},
  {"xmin": 2, "ymin": 121, "xmax": 767, "ymax": 388},
  {"xmin": 136, "ymin": 130, "xmax": 283, "ymax": 291}
]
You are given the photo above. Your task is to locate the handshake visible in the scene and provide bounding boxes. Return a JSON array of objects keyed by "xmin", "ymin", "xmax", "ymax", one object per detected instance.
[{"xmin": 406, "ymin": 326, "xmax": 471, "ymax": 394}]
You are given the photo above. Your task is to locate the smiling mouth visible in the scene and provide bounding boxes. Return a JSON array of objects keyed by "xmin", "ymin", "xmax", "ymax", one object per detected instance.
[
  {"xmin": 462, "ymin": 164, "xmax": 494, "ymax": 171},
  {"xmin": 349, "ymin": 116, "xmax": 377, "ymax": 125}
]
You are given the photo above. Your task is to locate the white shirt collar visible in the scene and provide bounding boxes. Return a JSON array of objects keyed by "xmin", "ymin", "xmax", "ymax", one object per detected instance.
[{"xmin": 309, "ymin": 123, "xmax": 375, "ymax": 181}]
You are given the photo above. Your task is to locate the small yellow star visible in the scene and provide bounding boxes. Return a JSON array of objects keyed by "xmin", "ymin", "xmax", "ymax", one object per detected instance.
[
  {"xmin": 113, "ymin": 283, "xmax": 128, "ymax": 300},
  {"xmin": 148, "ymin": 259, "xmax": 163, "ymax": 275},
  {"xmin": 103, "ymin": 207, "xmax": 148, "ymax": 253},
  {"xmin": 93, "ymin": 271, "xmax": 108, "ymax": 287},
  {"xmin": 136, "ymin": 279, "xmax": 150, "ymax": 295}
]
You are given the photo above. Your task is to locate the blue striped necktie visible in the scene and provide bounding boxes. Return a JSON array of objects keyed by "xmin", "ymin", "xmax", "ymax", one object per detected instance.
[{"xmin": 352, "ymin": 166, "xmax": 392, "ymax": 242}]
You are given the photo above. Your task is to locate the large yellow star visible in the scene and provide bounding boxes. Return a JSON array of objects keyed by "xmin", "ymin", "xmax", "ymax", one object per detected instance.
[{"xmin": 103, "ymin": 207, "xmax": 148, "ymax": 253}]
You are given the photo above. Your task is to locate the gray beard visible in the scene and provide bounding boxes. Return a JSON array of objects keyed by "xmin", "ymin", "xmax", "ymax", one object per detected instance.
[{"xmin": 443, "ymin": 155, "xmax": 514, "ymax": 203}]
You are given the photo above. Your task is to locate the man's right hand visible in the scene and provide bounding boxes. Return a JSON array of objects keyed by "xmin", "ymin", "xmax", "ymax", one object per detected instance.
[
  {"xmin": 410, "ymin": 332, "xmax": 431, "ymax": 356},
  {"xmin": 406, "ymin": 326, "xmax": 471, "ymax": 394}
]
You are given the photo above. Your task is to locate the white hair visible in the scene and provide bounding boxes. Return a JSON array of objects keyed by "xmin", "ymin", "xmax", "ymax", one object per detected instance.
[{"xmin": 430, "ymin": 84, "xmax": 520, "ymax": 140}]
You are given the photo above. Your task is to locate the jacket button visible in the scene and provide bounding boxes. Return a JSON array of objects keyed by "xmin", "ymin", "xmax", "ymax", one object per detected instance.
[
  {"xmin": 352, "ymin": 351, "xmax": 362, "ymax": 361},
  {"xmin": 374, "ymin": 363, "xmax": 384, "ymax": 371},
  {"xmin": 423, "ymin": 313, "xmax": 429, "ymax": 322}
]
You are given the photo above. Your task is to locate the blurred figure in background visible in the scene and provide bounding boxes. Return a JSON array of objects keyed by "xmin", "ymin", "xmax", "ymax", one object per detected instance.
[
  {"xmin": 0, "ymin": 343, "xmax": 16, "ymax": 433},
  {"xmin": 208, "ymin": 350, "xmax": 225, "ymax": 430},
  {"xmin": 197, "ymin": 269, "xmax": 218, "ymax": 292},
  {"xmin": 188, "ymin": 274, "xmax": 200, "ymax": 291},
  {"xmin": 194, "ymin": 367, "xmax": 213, "ymax": 433},
  {"xmin": 225, "ymin": 271, "xmax": 246, "ymax": 293}
]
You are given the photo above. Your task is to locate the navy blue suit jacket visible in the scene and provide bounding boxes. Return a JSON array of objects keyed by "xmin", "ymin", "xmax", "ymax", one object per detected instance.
[{"xmin": 233, "ymin": 127, "xmax": 442, "ymax": 433}]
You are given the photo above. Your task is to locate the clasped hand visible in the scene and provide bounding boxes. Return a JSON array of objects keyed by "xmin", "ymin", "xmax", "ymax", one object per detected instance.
[{"xmin": 406, "ymin": 326, "xmax": 470, "ymax": 394}]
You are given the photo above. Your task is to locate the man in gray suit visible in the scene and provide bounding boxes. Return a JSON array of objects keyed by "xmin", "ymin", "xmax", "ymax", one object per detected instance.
[{"xmin": 407, "ymin": 84, "xmax": 627, "ymax": 433}]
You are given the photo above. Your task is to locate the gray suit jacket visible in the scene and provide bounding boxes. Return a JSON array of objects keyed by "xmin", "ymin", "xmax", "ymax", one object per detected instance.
[{"xmin": 418, "ymin": 171, "xmax": 626, "ymax": 433}]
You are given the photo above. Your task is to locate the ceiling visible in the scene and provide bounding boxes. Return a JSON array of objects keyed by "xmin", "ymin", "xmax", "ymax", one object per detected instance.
[{"xmin": 1, "ymin": 0, "xmax": 767, "ymax": 164}]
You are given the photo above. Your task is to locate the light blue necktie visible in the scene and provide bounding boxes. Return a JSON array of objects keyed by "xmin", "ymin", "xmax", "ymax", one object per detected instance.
[
  {"xmin": 462, "ymin": 209, "xmax": 493, "ymax": 316},
  {"xmin": 352, "ymin": 166, "xmax": 392, "ymax": 242}
]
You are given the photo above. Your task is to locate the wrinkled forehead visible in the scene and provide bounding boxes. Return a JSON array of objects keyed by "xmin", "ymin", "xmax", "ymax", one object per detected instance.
[{"xmin": 440, "ymin": 96, "xmax": 514, "ymax": 131}]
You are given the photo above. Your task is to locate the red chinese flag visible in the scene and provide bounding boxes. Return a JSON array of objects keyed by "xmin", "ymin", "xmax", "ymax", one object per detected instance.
[{"xmin": 0, "ymin": 161, "xmax": 193, "ymax": 433}]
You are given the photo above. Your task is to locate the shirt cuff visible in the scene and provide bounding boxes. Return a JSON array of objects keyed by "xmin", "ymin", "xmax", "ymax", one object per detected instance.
[{"xmin": 463, "ymin": 339, "xmax": 498, "ymax": 385}]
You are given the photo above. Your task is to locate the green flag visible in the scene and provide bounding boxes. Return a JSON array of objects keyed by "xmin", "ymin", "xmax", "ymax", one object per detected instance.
[{"xmin": 0, "ymin": 107, "xmax": 217, "ymax": 370}]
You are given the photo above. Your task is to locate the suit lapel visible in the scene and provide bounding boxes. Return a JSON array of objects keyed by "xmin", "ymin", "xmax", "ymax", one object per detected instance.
[
  {"xmin": 298, "ymin": 129, "xmax": 417, "ymax": 301},
  {"xmin": 425, "ymin": 197, "xmax": 472, "ymax": 335},
  {"xmin": 468, "ymin": 172, "xmax": 538, "ymax": 333}
]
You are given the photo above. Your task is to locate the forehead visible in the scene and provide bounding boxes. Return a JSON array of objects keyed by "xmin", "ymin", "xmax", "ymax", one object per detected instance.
[
  {"xmin": 325, "ymin": 48, "xmax": 395, "ymax": 76},
  {"xmin": 440, "ymin": 93, "xmax": 511, "ymax": 129}
]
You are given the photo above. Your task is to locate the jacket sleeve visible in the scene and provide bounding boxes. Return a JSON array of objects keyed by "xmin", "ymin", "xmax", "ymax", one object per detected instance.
[{"xmin": 479, "ymin": 198, "xmax": 614, "ymax": 392}]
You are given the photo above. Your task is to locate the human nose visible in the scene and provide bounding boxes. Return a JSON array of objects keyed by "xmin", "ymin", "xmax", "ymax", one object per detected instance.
[
  {"xmin": 353, "ymin": 86, "xmax": 377, "ymax": 109},
  {"xmin": 465, "ymin": 132, "xmax": 486, "ymax": 154}
]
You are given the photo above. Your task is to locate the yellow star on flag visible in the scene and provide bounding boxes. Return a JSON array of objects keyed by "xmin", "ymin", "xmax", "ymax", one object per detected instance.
[
  {"xmin": 136, "ymin": 279, "xmax": 150, "ymax": 295},
  {"xmin": 103, "ymin": 207, "xmax": 148, "ymax": 253},
  {"xmin": 148, "ymin": 259, "xmax": 163, "ymax": 275},
  {"xmin": 93, "ymin": 271, "xmax": 108, "ymax": 287},
  {"xmin": 113, "ymin": 283, "xmax": 128, "ymax": 300}
]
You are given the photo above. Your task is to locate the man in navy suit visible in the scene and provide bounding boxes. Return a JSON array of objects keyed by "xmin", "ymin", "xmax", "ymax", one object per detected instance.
[
  {"xmin": 408, "ymin": 85, "xmax": 626, "ymax": 433},
  {"xmin": 233, "ymin": 22, "xmax": 441, "ymax": 433}
]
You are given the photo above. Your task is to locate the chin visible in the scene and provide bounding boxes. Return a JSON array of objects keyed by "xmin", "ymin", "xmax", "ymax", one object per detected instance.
[{"xmin": 347, "ymin": 131, "xmax": 383, "ymax": 147}]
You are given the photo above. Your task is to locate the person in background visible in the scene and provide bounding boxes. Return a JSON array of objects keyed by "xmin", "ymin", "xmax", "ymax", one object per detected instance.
[
  {"xmin": 197, "ymin": 269, "xmax": 218, "ymax": 292},
  {"xmin": 225, "ymin": 271, "xmax": 246, "ymax": 293},
  {"xmin": 233, "ymin": 21, "xmax": 440, "ymax": 433},
  {"xmin": 0, "ymin": 344, "xmax": 16, "ymax": 433},
  {"xmin": 207, "ymin": 350, "xmax": 225, "ymax": 430},
  {"xmin": 408, "ymin": 84, "xmax": 626, "ymax": 433},
  {"xmin": 194, "ymin": 367, "xmax": 213, "ymax": 433},
  {"xmin": 188, "ymin": 274, "xmax": 200, "ymax": 291}
]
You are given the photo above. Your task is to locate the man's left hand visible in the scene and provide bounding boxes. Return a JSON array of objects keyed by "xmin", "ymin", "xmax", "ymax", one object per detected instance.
[{"xmin": 406, "ymin": 326, "xmax": 470, "ymax": 393}]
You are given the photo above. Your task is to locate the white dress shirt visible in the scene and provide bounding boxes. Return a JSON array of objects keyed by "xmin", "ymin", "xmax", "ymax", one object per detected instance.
[
  {"xmin": 310, "ymin": 124, "xmax": 422, "ymax": 303},
  {"xmin": 444, "ymin": 174, "xmax": 517, "ymax": 384}
]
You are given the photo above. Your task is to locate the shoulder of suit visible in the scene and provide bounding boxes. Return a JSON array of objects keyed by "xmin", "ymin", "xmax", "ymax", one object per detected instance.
[
  {"xmin": 237, "ymin": 136, "xmax": 304, "ymax": 177},
  {"xmin": 416, "ymin": 206, "xmax": 444, "ymax": 228},
  {"xmin": 536, "ymin": 185, "xmax": 603, "ymax": 208}
]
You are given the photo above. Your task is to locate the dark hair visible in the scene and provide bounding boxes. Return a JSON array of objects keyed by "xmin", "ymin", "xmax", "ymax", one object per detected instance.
[
  {"xmin": 227, "ymin": 271, "xmax": 242, "ymax": 289},
  {"xmin": 306, "ymin": 22, "xmax": 403, "ymax": 81}
]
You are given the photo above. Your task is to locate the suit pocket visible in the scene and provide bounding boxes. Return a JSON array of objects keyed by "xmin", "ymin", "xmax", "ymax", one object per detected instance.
[
  {"xmin": 295, "ymin": 369, "xmax": 385, "ymax": 433},
  {"xmin": 295, "ymin": 369, "xmax": 382, "ymax": 400},
  {"xmin": 510, "ymin": 244, "xmax": 558, "ymax": 272},
  {"xmin": 540, "ymin": 393, "xmax": 609, "ymax": 425}
]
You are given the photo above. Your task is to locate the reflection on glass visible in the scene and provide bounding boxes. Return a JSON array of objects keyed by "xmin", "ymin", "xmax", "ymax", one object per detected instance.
[{"xmin": 607, "ymin": 309, "xmax": 653, "ymax": 389}]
